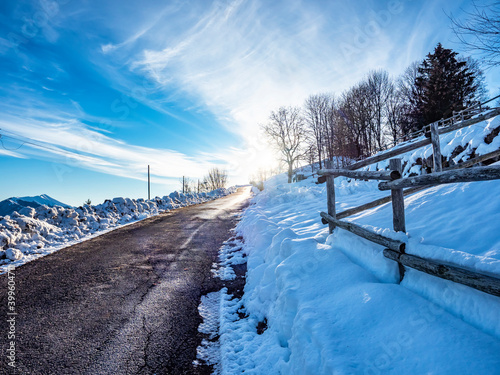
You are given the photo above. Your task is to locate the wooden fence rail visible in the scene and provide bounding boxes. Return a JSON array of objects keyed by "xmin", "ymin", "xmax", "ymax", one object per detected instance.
[
  {"xmin": 344, "ymin": 107, "xmax": 500, "ymax": 171},
  {"xmin": 320, "ymin": 212, "xmax": 406, "ymax": 252},
  {"xmin": 445, "ymin": 149, "xmax": 500, "ymax": 170},
  {"xmin": 324, "ymin": 151, "xmax": 500, "ymax": 220},
  {"xmin": 384, "ymin": 249, "xmax": 500, "ymax": 297},
  {"xmin": 379, "ymin": 166, "xmax": 500, "ymax": 191},
  {"xmin": 317, "ymin": 169, "xmax": 401, "ymax": 181},
  {"xmin": 335, "ymin": 186, "xmax": 429, "ymax": 220}
]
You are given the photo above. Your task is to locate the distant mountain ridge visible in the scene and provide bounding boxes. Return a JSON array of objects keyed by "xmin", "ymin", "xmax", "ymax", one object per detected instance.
[
  {"xmin": 17, "ymin": 194, "xmax": 71, "ymax": 208},
  {"xmin": 0, "ymin": 194, "xmax": 71, "ymax": 217}
]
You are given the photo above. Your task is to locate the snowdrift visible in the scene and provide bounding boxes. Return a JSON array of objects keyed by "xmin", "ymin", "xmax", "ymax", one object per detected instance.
[
  {"xmin": 0, "ymin": 188, "xmax": 236, "ymax": 270},
  {"xmin": 204, "ymin": 115, "xmax": 500, "ymax": 374}
]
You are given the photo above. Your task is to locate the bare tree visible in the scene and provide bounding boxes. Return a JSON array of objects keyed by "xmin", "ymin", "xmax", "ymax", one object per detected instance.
[
  {"xmin": 385, "ymin": 84, "xmax": 407, "ymax": 144},
  {"xmin": 367, "ymin": 70, "xmax": 392, "ymax": 150},
  {"xmin": 305, "ymin": 142, "xmax": 317, "ymax": 172},
  {"xmin": 339, "ymin": 82, "xmax": 376, "ymax": 158},
  {"xmin": 451, "ymin": 1, "xmax": 500, "ymax": 67},
  {"xmin": 304, "ymin": 94, "xmax": 329, "ymax": 169},
  {"xmin": 262, "ymin": 107, "xmax": 307, "ymax": 183},
  {"xmin": 323, "ymin": 95, "xmax": 341, "ymax": 163},
  {"xmin": 249, "ymin": 168, "xmax": 272, "ymax": 184},
  {"xmin": 203, "ymin": 167, "xmax": 228, "ymax": 191},
  {"xmin": 180, "ymin": 176, "xmax": 194, "ymax": 193}
]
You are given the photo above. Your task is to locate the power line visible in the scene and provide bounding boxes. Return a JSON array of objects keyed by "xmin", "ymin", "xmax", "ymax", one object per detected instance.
[
  {"xmin": 0, "ymin": 135, "xmax": 26, "ymax": 150},
  {"xmin": 0, "ymin": 129, "xmax": 91, "ymax": 159}
]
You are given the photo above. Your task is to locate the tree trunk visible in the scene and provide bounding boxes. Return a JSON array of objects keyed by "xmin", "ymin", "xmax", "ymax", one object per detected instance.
[{"xmin": 288, "ymin": 162, "xmax": 293, "ymax": 183}]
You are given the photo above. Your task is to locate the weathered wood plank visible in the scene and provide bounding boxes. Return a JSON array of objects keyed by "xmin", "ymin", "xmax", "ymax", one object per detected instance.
[
  {"xmin": 384, "ymin": 249, "xmax": 500, "ymax": 297},
  {"xmin": 318, "ymin": 169, "xmax": 400, "ymax": 180},
  {"xmin": 430, "ymin": 122, "xmax": 442, "ymax": 172},
  {"xmin": 326, "ymin": 174, "xmax": 336, "ymax": 234},
  {"xmin": 320, "ymin": 212, "xmax": 406, "ymax": 252},
  {"xmin": 346, "ymin": 107, "xmax": 500, "ymax": 171},
  {"xmin": 445, "ymin": 149, "xmax": 500, "ymax": 170},
  {"xmin": 346, "ymin": 139, "xmax": 431, "ymax": 171},
  {"xmin": 389, "ymin": 159, "xmax": 406, "ymax": 233},
  {"xmin": 379, "ymin": 166, "xmax": 500, "ymax": 191},
  {"xmin": 336, "ymin": 186, "xmax": 429, "ymax": 220}
]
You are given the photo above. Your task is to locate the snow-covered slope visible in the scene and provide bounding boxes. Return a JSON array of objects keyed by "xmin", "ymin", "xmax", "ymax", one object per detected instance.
[
  {"xmin": 0, "ymin": 188, "xmax": 236, "ymax": 272},
  {"xmin": 0, "ymin": 194, "xmax": 71, "ymax": 217},
  {"xmin": 16, "ymin": 194, "xmax": 72, "ymax": 208},
  {"xmin": 204, "ymin": 115, "xmax": 500, "ymax": 374},
  {"xmin": 0, "ymin": 198, "xmax": 40, "ymax": 217}
]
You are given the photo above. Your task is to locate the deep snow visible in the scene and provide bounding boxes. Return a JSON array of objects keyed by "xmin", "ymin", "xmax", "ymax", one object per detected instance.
[
  {"xmin": 198, "ymin": 115, "xmax": 500, "ymax": 374},
  {"xmin": 0, "ymin": 187, "xmax": 236, "ymax": 273}
]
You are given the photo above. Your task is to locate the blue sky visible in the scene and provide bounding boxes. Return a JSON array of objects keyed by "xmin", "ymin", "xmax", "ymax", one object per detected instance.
[{"xmin": 0, "ymin": 0, "xmax": 498, "ymax": 206}]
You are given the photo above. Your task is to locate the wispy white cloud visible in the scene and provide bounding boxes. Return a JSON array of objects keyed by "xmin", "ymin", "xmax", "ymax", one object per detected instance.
[
  {"xmin": 127, "ymin": 0, "xmax": 421, "ymax": 176},
  {"xmin": 5, "ymin": 0, "xmax": 490, "ymax": 189},
  {"xmin": 100, "ymin": 1, "xmax": 185, "ymax": 54},
  {"xmin": 0, "ymin": 112, "xmax": 228, "ymax": 184},
  {"xmin": 0, "ymin": 148, "xmax": 28, "ymax": 159}
]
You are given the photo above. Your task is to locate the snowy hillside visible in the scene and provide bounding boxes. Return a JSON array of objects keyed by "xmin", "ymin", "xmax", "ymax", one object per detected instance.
[
  {"xmin": 0, "ymin": 188, "xmax": 236, "ymax": 272},
  {"xmin": 201, "ymin": 115, "xmax": 500, "ymax": 374},
  {"xmin": 0, "ymin": 194, "xmax": 71, "ymax": 217},
  {"xmin": 0, "ymin": 198, "xmax": 41, "ymax": 218},
  {"xmin": 16, "ymin": 194, "xmax": 72, "ymax": 208}
]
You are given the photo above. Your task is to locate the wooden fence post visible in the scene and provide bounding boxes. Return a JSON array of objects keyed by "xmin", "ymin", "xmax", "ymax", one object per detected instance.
[
  {"xmin": 390, "ymin": 159, "xmax": 406, "ymax": 233},
  {"xmin": 389, "ymin": 158, "xmax": 406, "ymax": 281},
  {"xmin": 326, "ymin": 160, "xmax": 336, "ymax": 234},
  {"xmin": 430, "ymin": 122, "xmax": 442, "ymax": 172}
]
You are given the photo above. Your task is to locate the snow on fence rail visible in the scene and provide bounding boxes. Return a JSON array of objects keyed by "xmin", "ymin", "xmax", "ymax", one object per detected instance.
[
  {"xmin": 317, "ymin": 168, "xmax": 401, "ymax": 181},
  {"xmin": 378, "ymin": 165, "xmax": 500, "ymax": 190},
  {"xmin": 319, "ymin": 158, "xmax": 500, "ymax": 297},
  {"xmin": 328, "ymin": 151, "xmax": 500, "ymax": 221},
  {"xmin": 345, "ymin": 106, "xmax": 500, "ymax": 171},
  {"xmin": 358, "ymin": 95, "xmax": 500, "ymax": 159}
]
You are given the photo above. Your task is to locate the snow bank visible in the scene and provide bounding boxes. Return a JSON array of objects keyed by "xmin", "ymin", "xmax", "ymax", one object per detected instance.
[
  {"xmin": 0, "ymin": 187, "xmax": 236, "ymax": 272},
  {"xmin": 215, "ymin": 116, "xmax": 500, "ymax": 374}
]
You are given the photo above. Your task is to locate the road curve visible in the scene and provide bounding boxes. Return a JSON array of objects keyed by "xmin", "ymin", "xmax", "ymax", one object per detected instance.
[{"xmin": 0, "ymin": 187, "xmax": 251, "ymax": 375}]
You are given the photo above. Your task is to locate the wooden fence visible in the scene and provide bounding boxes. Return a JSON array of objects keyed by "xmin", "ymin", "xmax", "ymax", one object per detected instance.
[
  {"xmin": 318, "ymin": 161, "xmax": 500, "ymax": 297},
  {"xmin": 346, "ymin": 95, "xmax": 500, "ymax": 163},
  {"xmin": 312, "ymin": 98, "xmax": 500, "ymax": 296},
  {"xmin": 344, "ymin": 106, "xmax": 500, "ymax": 171}
]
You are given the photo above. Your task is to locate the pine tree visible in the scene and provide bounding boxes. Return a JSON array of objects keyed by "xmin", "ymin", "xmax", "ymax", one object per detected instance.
[{"xmin": 410, "ymin": 43, "xmax": 479, "ymax": 130}]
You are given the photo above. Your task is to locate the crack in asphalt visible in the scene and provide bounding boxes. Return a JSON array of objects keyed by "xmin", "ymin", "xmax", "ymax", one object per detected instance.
[{"xmin": 137, "ymin": 315, "xmax": 154, "ymax": 375}]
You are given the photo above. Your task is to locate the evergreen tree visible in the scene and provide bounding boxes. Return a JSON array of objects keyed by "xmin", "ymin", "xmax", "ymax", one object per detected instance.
[{"xmin": 410, "ymin": 43, "xmax": 479, "ymax": 130}]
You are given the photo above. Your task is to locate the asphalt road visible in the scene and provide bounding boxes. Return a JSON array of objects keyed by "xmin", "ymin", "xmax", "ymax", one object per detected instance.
[{"xmin": 0, "ymin": 187, "xmax": 251, "ymax": 375}]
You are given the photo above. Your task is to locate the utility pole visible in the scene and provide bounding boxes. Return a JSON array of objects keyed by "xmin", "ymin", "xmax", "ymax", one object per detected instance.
[
  {"xmin": 182, "ymin": 176, "xmax": 185, "ymax": 194},
  {"xmin": 197, "ymin": 179, "xmax": 200, "ymax": 193},
  {"xmin": 148, "ymin": 165, "xmax": 150, "ymax": 200}
]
